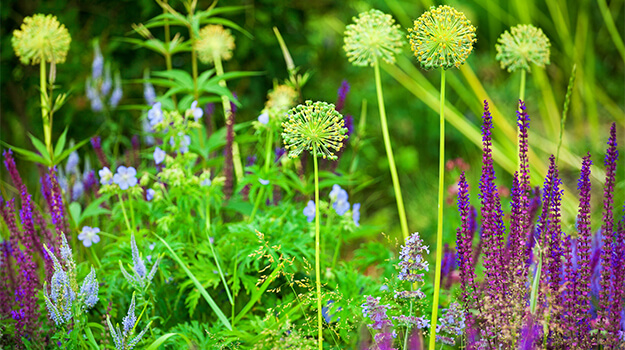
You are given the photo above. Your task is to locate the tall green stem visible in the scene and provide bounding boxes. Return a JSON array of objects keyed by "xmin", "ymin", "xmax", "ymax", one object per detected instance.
[
  {"xmin": 205, "ymin": 201, "xmax": 233, "ymax": 305},
  {"xmin": 519, "ymin": 69, "xmax": 526, "ymax": 105},
  {"xmin": 313, "ymin": 151, "xmax": 323, "ymax": 350},
  {"xmin": 163, "ymin": 8, "xmax": 177, "ymax": 108},
  {"xmin": 373, "ymin": 58, "xmax": 409, "ymax": 240},
  {"xmin": 117, "ymin": 193, "xmax": 133, "ymax": 235},
  {"xmin": 249, "ymin": 130, "xmax": 274, "ymax": 222},
  {"xmin": 40, "ymin": 61, "xmax": 53, "ymax": 157},
  {"xmin": 429, "ymin": 68, "xmax": 446, "ymax": 350}
]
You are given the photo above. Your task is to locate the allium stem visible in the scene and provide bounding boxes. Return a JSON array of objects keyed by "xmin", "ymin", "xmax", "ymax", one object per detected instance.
[
  {"xmin": 373, "ymin": 58, "xmax": 409, "ymax": 240},
  {"xmin": 40, "ymin": 60, "xmax": 53, "ymax": 157},
  {"xmin": 429, "ymin": 68, "xmax": 446, "ymax": 350},
  {"xmin": 519, "ymin": 69, "xmax": 526, "ymax": 107},
  {"xmin": 313, "ymin": 150, "xmax": 323, "ymax": 349}
]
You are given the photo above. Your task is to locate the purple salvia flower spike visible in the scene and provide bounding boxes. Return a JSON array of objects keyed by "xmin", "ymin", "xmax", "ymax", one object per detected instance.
[
  {"xmin": 456, "ymin": 172, "xmax": 479, "ymax": 324},
  {"xmin": 575, "ymin": 153, "xmax": 593, "ymax": 347},
  {"xmin": 3, "ymin": 149, "xmax": 24, "ymax": 191},
  {"xmin": 335, "ymin": 80, "xmax": 350, "ymax": 113}
]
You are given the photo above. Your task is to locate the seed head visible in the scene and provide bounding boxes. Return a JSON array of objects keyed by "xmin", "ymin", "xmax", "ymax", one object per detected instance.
[
  {"xmin": 266, "ymin": 84, "xmax": 298, "ymax": 113},
  {"xmin": 495, "ymin": 24, "xmax": 550, "ymax": 72},
  {"xmin": 12, "ymin": 14, "xmax": 71, "ymax": 65},
  {"xmin": 408, "ymin": 5, "xmax": 476, "ymax": 70},
  {"xmin": 281, "ymin": 101, "xmax": 348, "ymax": 160},
  {"xmin": 195, "ymin": 24, "xmax": 235, "ymax": 64},
  {"xmin": 343, "ymin": 9, "xmax": 404, "ymax": 67}
]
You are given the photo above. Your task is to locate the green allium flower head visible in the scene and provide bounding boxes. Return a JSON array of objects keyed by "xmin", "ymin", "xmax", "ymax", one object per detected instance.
[
  {"xmin": 408, "ymin": 5, "xmax": 476, "ymax": 70},
  {"xmin": 495, "ymin": 24, "xmax": 551, "ymax": 73},
  {"xmin": 195, "ymin": 24, "xmax": 235, "ymax": 64},
  {"xmin": 343, "ymin": 9, "xmax": 404, "ymax": 67},
  {"xmin": 281, "ymin": 101, "xmax": 348, "ymax": 160},
  {"xmin": 266, "ymin": 84, "xmax": 298, "ymax": 112},
  {"xmin": 12, "ymin": 14, "xmax": 71, "ymax": 65}
]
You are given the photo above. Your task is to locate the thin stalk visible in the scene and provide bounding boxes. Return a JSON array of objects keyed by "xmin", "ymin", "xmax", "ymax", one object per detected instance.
[
  {"xmin": 40, "ymin": 61, "xmax": 53, "ymax": 157},
  {"xmin": 128, "ymin": 194, "xmax": 137, "ymax": 234},
  {"xmin": 117, "ymin": 193, "xmax": 133, "ymax": 235},
  {"xmin": 163, "ymin": 8, "xmax": 177, "ymax": 108},
  {"xmin": 191, "ymin": 46, "xmax": 199, "ymax": 100},
  {"xmin": 519, "ymin": 69, "xmax": 526, "ymax": 105},
  {"xmin": 249, "ymin": 129, "xmax": 274, "ymax": 222},
  {"xmin": 373, "ymin": 58, "xmax": 409, "ymax": 240},
  {"xmin": 249, "ymin": 187, "xmax": 265, "ymax": 223},
  {"xmin": 404, "ymin": 300, "xmax": 414, "ymax": 349},
  {"xmin": 205, "ymin": 201, "xmax": 233, "ymax": 305},
  {"xmin": 429, "ymin": 68, "xmax": 446, "ymax": 350},
  {"xmin": 313, "ymin": 150, "xmax": 323, "ymax": 349},
  {"xmin": 232, "ymin": 251, "xmax": 238, "ymax": 326}
]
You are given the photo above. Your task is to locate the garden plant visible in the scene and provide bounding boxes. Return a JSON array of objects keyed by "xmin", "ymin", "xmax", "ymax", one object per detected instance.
[{"xmin": 0, "ymin": 0, "xmax": 623, "ymax": 349}]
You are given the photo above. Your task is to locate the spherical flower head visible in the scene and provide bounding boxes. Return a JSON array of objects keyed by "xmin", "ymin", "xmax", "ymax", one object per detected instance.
[
  {"xmin": 408, "ymin": 5, "xmax": 476, "ymax": 70},
  {"xmin": 266, "ymin": 84, "xmax": 298, "ymax": 113},
  {"xmin": 195, "ymin": 24, "xmax": 235, "ymax": 64},
  {"xmin": 343, "ymin": 9, "xmax": 404, "ymax": 67},
  {"xmin": 281, "ymin": 101, "xmax": 348, "ymax": 160},
  {"xmin": 78, "ymin": 226, "xmax": 100, "ymax": 247},
  {"xmin": 495, "ymin": 24, "xmax": 551, "ymax": 73},
  {"xmin": 12, "ymin": 14, "xmax": 71, "ymax": 65}
]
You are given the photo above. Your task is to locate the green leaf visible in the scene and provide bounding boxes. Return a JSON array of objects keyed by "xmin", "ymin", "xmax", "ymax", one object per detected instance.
[
  {"xmin": 78, "ymin": 195, "xmax": 111, "ymax": 225},
  {"xmin": 145, "ymin": 333, "xmax": 192, "ymax": 350},
  {"xmin": 54, "ymin": 127, "xmax": 69, "ymax": 160},
  {"xmin": 28, "ymin": 133, "xmax": 51, "ymax": 165},
  {"xmin": 57, "ymin": 137, "xmax": 91, "ymax": 165},
  {"xmin": 0, "ymin": 141, "xmax": 49, "ymax": 165},
  {"xmin": 69, "ymin": 202, "xmax": 82, "ymax": 229},
  {"xmin": 155, "ymin": 234, "xmax": 232, "ymax": 330},
  {"xmin": 203, "ymin": 17, "xmax": 253, "ymax": 39},
  {"xmin": 152, "ymin": 70, "xmax": 194, "ymax": 89},
  {"xmin": 234, "ymin": 263, "xmax": 282, "ymax": 323}
]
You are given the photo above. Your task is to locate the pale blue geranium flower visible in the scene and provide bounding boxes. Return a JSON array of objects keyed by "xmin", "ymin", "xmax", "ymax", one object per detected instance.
[
  {"xmin": 303, "ymin": 200, "xmax": 315, "ymax": 222},
  {"xmin": 190, "ymin": 100, "xmax": 203, "ymax": 121},
  {"xmin": 147, "ymin": 102, "xmax": 163, "ymax": 127},
  {"xmin": 201, "ymin": 178, "xmax": 211, "ymax": 187},
  {"xmin": 78, "ymin": 226, "xmax": 101, "ymax": 247},
  {"xmin": 153, "ymin": 147, "xmax": 165, "ymax": 165},
  {"xmin": 352, "ymin": 203, "xmax": 361, "ymax": 226},
  {"xmin": 113, "ymin": 166, "xmax": 138, "ymax": 190},
  {"xmin": 99, "ymin": 167, "xmax": 113, "ymax": 185},
  {"xmin": 146, "ymin": 188, "xmax": 155, "ymax": 201},
  {"xmin": 169, "ymin": 133, "xmax": 191, "ymax": 154},
  {"xmin": 330, "ymin": 185, "xmax": 350, "ymax": 216},
  {"xmin": 258, "ymin": 112, "xmax": 269, "ymax": 124},
  {"xmin": 259, "ymin": 178, "xmax": 270, "ymax": 185}
]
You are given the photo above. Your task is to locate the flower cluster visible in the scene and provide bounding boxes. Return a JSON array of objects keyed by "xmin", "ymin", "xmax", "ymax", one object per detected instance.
[
  {"xmin": 282, "ymin": 101, "xmax": 348, "ymax": 160},
  {"xmin": 408, "ymin": 5, "xmax": 476, "ymax": 70},
  {"xmin": 85, "ymin": 41, "xmax": 123, "ymax": 112},
  {"xmin": 119, "ymin": 234, "xmax": 161, "ymax": 291},
  {"xmin": 397, "ymin": 232, "xmax": 430, "ymax": 283},
  {"xmin": 495, "ymin": 24, "xmax": 551, "ymax": 73},
  {"xmin": 343, "ymin": 9, "xmax": 404, "ymax": 67},
  {"xmin": 302, "ymin": 185, "xmax": 360, "ymax": 226},
  {"xmin": 436, "ymin": 302, "xmax": 465, "ymax": 345},
  {"xmin": 12, "ymin": 14, "xmax": 71, "ymax": 65},
  {"xmin": 107, "ymin": 293, "xmax": 151, "ymax": 350},
  {"xmin": 195, "ymin": 24, "xmax": 235, "ymax": 64}
]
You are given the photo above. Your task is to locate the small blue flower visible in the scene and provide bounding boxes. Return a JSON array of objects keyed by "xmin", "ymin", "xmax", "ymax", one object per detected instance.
[
  {"xmin": 169, "ymin": 133, "xmax": 191, "ymax": 154},
  {"xmin": 147, "ymin": 102, "xmax": 163, "ymax": 127},
  {"xmin": 330, "ymin": 185, "xmax": 350, "ymax": 216},
  {"xmin": 92, "ymin": 43, "xmax": 103, "ymax": 81},
  {"xmin": 99, "ymin": 167, "xmax": 113, "ymax": 185},
  {"xmin": 201, "ymin": 178, "xmax": 212, "ymax": 187},
  {"xmin": 78, "ymin": 226, "xmax": 101, "ymax": 248},
  {"xmin": 259, "ymin": 178, "xmax": 270, "ymax": 185},
  {"xmin": 258, "ymin": 112, "xmax": 269, "ymax": 124},
  {"xmin": 153, "ymin": 147, "xmax": 165, "ymax": 165},
  {"xmin": 113, "ymin": 166, "xmax": 138, "ymax": 190},
  {"xmin": 109, "ymin": 73, "xmax": 123, "ymax": 108},
  {"xmin": 190, "ymin": 100, "xmax": 203, "ymax": 121},
  {"xmin": 352, "ymin": 203, "xmax": 361, "ymax": 226},
  {"xmin": 329, "ymin": 184, "xmax": 342, "ymax": 202},
  {"xmin": 303, "ymin": 200, "xmax": 315, "ymax": 222},
  {"xmin": 146, "ymin": 189, "xmax": 155, "ymax": 201},
  {"xmin": 66, "ymin": 151, "xmax": 79, "ymax": 175}
]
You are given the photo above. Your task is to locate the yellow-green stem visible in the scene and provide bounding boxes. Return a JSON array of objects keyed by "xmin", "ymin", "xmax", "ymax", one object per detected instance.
[
  {"xmin": 163, "ymin": 9, "xmax": 177, "ymax": 108},
  {"xmin": 191, "ymin": 50, "xmax": 199, "ymax": 100},
  {"xmin": 249, "ymin": 130, "xmax": 274, "ymax": 222},
  {"xmin": 40, "ymin": 61, "xmax": 53, "ymax": 157},
  {"xmin": 519, "ymin": 69, "xmax": 526, "ymax": 106},
  {"xmin": 117, "ymin": 193, "xmax": 133, "ymax": 235},
  {"xmin": 313, "ymin": 151, "xmax": 323, "ymax": 349},
  {"xmin": 429, "ymin": 68, "xmax": 446, "ymax": 350},
  {"xmin": 373, "ymin": 58, "xmax": 409, "ymax": 240},
  {"xmin": 205, "ymin": 200, "xmax": 233, "ymax": 305}
]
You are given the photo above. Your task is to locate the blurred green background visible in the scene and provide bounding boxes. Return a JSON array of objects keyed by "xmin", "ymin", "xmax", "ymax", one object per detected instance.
[{"xmin": 1, "ymin": 0, "xmax": 623, "ymax": 241}]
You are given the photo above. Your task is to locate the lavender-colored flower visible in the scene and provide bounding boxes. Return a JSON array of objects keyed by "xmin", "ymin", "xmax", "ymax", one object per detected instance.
[
  {"xmin": 393, "ymin": 314, "xmax": 429, "ymax": 329},
  {"xmin": 99, "ymin": 167, "xmax": 113, "ymax": 185},
  {"xmin": 189, "ymin": 100, "xmax": 203, "ymax": 121},
  {"xmin": 79, "ymin": 266, "xmax": 99, "ymax": 309},
  {"xmin": 3, "ymin": 149, "xmax": 24, "ymax": 191},
  {"xmin": 303, "ymin": 200, "xmax": 315, "ymax": 223},
  {"xmin": 131, "ymin": 233, "xmax": 146, "ymax": 278},
  {"xmin": 92, "ymin": 43, "xmax": 103, "ymax": 81},
  {"xmin": 169, "ymin": 133, "xmax": 191, "ymax": 154},
  {"xmin": 146, "ymin": 189, "xmax": 155, "ymax": 201},
  {"xmin": 86, "ymin": 78, "xmax": 104, "ymax": 112},
  {"xmin": 78, "ymin": 226, "xmax": 101, "ymax": 247},
  {"xmin": 153, "ymin": 147, "xmax": 165, "ymax": 165},
  {"xmin": 274, "ymin": 148, "xmax": 286, "ymax": 163},
  {"xmin": 109, "ymin": 73, "xmax": 123, "ymax": 108},
  {"xmin": 120, "ymin": 233, "xmax": 161, "ymax": 290},
  {"xmin": 143, "ymin": 70, "xmax": 155, "ymax": 106},
  {"xmin": 43, "ymin": 244, "xmax": 75, "ymax": 326},
  {"xmin": 72, "ymin": 181, "xmax": 84, "ymax": 201},
  {"xmin": 147, "ymin": 102, "xmax": 163, "ymax": 127},
  {"xmin": 397, "ymin": 232, "xmax": 429, "ymax": 283},
  {"xmin": 436, "ymin": 302, "xmax": 465, "ymax": 342},
  {"xmin": 352, "ymin": 203, "xmax": 361, "ymax": 226},
  {"xmin": 258, "ymin": 112, "xmax": 269, "ymax": 124},
  {"xmin": 394, "ymin": 289, "xmax": 425, "ymax": 299},
  {"xmin": 107, "ymin": 293, "xmax": 151, "ymax": 350},
  {"xmin": 65, "ymin": 151, "xmax": 79, "ymax": 175},
  {"xmin": 59, "ymin": 233, "xmax": 72, "ymax": 263},
  {"xmin": 101, "ymin": 65, "xmax": 112, "ymax": 96},
  {"xmin": 361, "ymin": 295, "xmax": 392, "ymax": 330},
  {"xmin": 258, "ymin": 178, "xmax": 270, "ymax": 185},
  {"xmin": 201, "ymin": 178, "xmax": 211, "ymax": 187},
  {"xmin": 330, "ymin": 184, "xmax": 350, "ymax": 216},
  {"xmin": 113, "ymin": 166, "xmax": 138, "ymax": 190}
]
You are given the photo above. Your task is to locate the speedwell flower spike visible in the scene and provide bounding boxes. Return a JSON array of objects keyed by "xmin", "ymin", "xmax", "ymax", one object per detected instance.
[
  {"xmin": 281, "ymin": 101, "xmax": 348, "ymax": 160},
  {"xmin": 408, "ymin": 5, "xmax": 477, "ymax": 70},
  {"xmin": 343, "ymin": 9, "xmax": 404, "ymax": 67}
]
